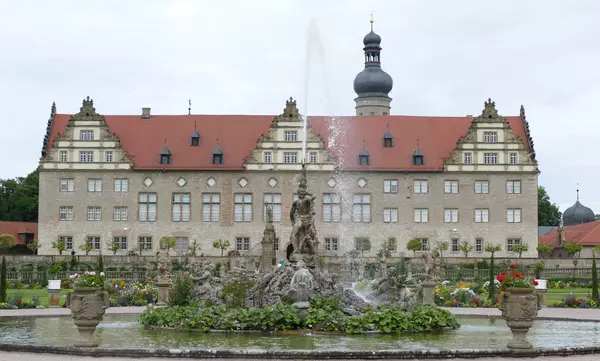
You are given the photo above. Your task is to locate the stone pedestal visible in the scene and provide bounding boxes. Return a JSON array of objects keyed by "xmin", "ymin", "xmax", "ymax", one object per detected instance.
[
  {"xmin": 69, "ymin": 287, "xmax": 109, "ymax": 347},
  {"xmin": 498, "ymin": 288, "xmax": 540, "ymax": 349},
  {"xmin": 535, "ymin": 289, "xmax": 547, "ymax": 307},
  {"xmin": 422, "ymin": 281, "xmax": 436, "ymax": 305},
  {"xmin": 156, "ymin": 279, "xmax": 170, "ymax": 306},
  {"xmin": 48, "ymin": 289, "xmax": 61, "ymax": 308}
]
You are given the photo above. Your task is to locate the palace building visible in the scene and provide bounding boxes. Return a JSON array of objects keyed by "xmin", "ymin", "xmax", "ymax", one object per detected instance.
[{"xmin": 37, "ymin": 23, "xmax": 539, "ymax": 258}]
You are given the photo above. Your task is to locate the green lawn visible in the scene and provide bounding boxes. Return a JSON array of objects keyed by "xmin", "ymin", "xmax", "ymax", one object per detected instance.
[
  {"xmin": 546, "ymin": 288, "xmax": 594, "ymax": 304},
  {"xmin": 6, "ymin": 289, "xmax": 73, "ymax": 306}
]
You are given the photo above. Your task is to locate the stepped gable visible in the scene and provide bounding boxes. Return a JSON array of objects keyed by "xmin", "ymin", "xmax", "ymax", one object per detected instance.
[{"xmin": 44, "ymin": 112, "xmax": 529, "ymax": 171}]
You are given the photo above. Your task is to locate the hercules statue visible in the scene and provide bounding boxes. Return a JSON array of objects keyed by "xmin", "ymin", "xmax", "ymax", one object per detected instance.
[{"xmin": 289, "ymin": 163, "xmax": 318, "ymax": 263}]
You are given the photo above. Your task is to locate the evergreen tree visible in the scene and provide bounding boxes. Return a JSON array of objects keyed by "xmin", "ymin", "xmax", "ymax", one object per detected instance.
[
  {"xmin": 0, "ymin": 256, "xmax": 7, "ymax": 303},
  {"xmin": 97, "ymin": 254, "xmax": 104, "ymax": 272},
  {"xmin": 592, "ymin": 252, "xmax": 598, "ymax": 301}
]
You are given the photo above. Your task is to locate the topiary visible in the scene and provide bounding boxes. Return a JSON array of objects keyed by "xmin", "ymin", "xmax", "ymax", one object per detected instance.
[
  {"xmin": 40, "ymin": 268, "xmax": 48, "ymax": 288},
  {"xmin": 97, "ymin": 255, "xmax": 104, "ymax": 272},
  {"xmin": 0, "ymin": 257, "xmax": 6, "ymax": 303}
]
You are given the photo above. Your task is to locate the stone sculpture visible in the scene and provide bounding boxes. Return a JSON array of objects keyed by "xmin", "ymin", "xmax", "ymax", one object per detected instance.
[
  {"xmin": 289, "ymin": 163, "xmax": 318, "ymax": 267},
  {"xmin": 69, "ymin": 288, "xmax": 109, "ymax": 347},
  {"xmin": 288, "ymin": 260, "xmax": 314, "ymax": 309},
  {"xmin": 421, "ymin": 251, "xmax": 439, "ymax": 280},
  {"xmin": 156, "ymin": 244, "xmax": 172, "ymax": 306},
  {"xmin": 498, "ymin": 288, "xmax": 541, "ymax": 349},
  {"xmin": 189, "ymin": 260, "xmax": 222, "ymax": 300}
]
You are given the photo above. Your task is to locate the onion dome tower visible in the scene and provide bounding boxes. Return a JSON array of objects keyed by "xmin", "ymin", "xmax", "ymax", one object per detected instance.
[
  {"xmin": 563, "ymin": 188, "xmax": 596, "ymax": 226},
  {"xmin": 353, "ymin": 15, "xmax": 394, "ymax": 116}
]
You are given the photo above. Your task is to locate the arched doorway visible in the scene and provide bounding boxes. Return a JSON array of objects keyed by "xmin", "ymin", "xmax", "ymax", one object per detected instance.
[{"xmin": 286, "ymin": 243, "xmax": 294, "ymax": 261}]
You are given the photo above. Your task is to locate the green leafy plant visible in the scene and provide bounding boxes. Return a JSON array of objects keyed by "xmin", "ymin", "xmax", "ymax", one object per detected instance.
[
  {"xmin": 213, "ymin": 239, "xmax": 230, "ymax": 257},
  {"xmin": 533, "ymin": 262, "xmax": 545, "ymax": 279},
  {"xmin": 26, "ymin": 239, "xmax": 40, "ymax": 254},
  {"xmin": 52, "ymin": 238, "xmax": 67, "ymax": 255},
  {"xmin": 79, "ymin": 240, "xmax": 94, "ymax": 255},
  {"xmin": 458, "ymin": 241, "xmax": 473, "ymax": 258},
  {"xmin": 106, "ymin": 239, "xmax": 121, "ymax": 255},
  {"xmin": 160, "ymin": 236, "xmax": 177, "ymax": 251},
  {"xmin": 536, "ymin": 244, "xmax": 553, "ymax": 254},
  {"xmin": 70, "ymin": 271, "xmax": 105, "ymax": 289},
  {"xmin": 221, "ymin": 278, "xmax": 255, "ymax": 309},
  {"xmin": 406, "ymin": 239, "xmax": 422, "ymax": 257},
  {"xmin": 189, "ymin": 239, "xmax": 201, "ymax": 256},
  {"xmin": 97, "ymin": 254, "xmax": 104, "ymax": 272},
  {"xmin": 485, "ymin": 243, "xmax": 502, "ymax": 300},
  {"xmin": 592, "ymin": 252, "xmax": 598, "ymax": 301},
  {"xmin": 496, "ymin": 264, "xmax": 535, "ymax": 291},
  {"xmin": 168, "ymin": 274, "xmax": 195, "ymax": 307},
  {"xmin": 0, "ymin": 234, "xmax": 16, "ymax": 250},
  {"xmin": 435, "ymin": 241, "xmax": 449, "ymax": 258},
  {"xmin": 511, "ymin": 244, "xmax": 529, "ymax": 258},
  {"xmin": 565, "ymin": 242, "xmax": 583, "ymax": 258}
]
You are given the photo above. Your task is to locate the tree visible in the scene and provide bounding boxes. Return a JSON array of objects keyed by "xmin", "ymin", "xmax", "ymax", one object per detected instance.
[
  {"xmin": 188, "ymin": 239, "xmax": 201, "ymax": 256},
  {"xmin": 538, "ymin": 186, "xmax": 561, "ymax": 226},
  {"xmin": 0, "ymin": 256, "xmax": 6, "ymax": 303},
  {"xmin": 564, "ymin": 241, "xmax": 583, "ymax": 258},
  {"xmin": 0, "ymin": 169, "xmax": 39, "ymax": 222},
  {"xmin": 79, "ymin": 240, "xmax": 93, "ymax": 255},
  {"xmin": 485, "ymin": 243, "xmax": 502, "ymax": 300},
  {"xmin": 106, "ymin": 239, "xmax": 121, "ymax": 255},
  {"xmin": 406, "ymin": 238, "xmax": 422, "ymax": 257},
  {"xmin": 511, "ymin": 244, "xmax": 529, "ymax": 258},
  {"xmin": 26, "ymin": 239, "xmax": 40, "ymax": 254},
  {"xmin": 435, "ymin": 241, "xmax": 449, "ymax": 258},
  {"xmin": 458, "ymin": 241, "xmax": 473, "ymax": 258},
  {"xmin": 159, "ymin": 236, "xmax": 176, "ymax": 251},
  {"xmin": 355, "ymin": 238, "xmax": 371, "ymax": 258},
  {"xmin": 380, "ymin": 237, "xmax": 397, "ymax": 256},
  {"xmin": 536, "ymin": 244, "xmax": 554, "ymax": 255},
  {"xmin": 52, "ymin": 238, "xmax": 66, "ymax": 255},
  {"xmin": 213, "ymin": 239, "xmax": 230, "ymax": 257},
  {"xmin": 97, "ymin": 254, "xmax": 104, "ymax": 272},
  {"xmin": 593, "ymin": 251, "xmax": 599, "ymax": 301},
  {"xmin": 0, "ymin": 234, "xmax": 16, "ymax": 251}
]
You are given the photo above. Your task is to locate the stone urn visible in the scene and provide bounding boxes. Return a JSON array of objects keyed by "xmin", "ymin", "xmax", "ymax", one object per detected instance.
[
  {"xmin": 498, "ymin": 288, "xmax": 541, "ymax": 349},
  {"xmin": 69, "ymin": 287, "xmax": 109, "ymax": 347}
]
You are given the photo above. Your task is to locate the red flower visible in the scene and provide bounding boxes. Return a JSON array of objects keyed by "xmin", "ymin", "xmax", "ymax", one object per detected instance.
[
  {"xmin": 532, "ymin": 280, "xmax": 539, "ymax": 286},
  {"xmin": 500, "ymin": 271, "xmax": 507, "ymax": 275},
  {"xmin": 147, "ymin": 292, "xmax": 152, "ymax": 296},
  {"xmin": 510, "ymin": 264, "xmax": 516, "ymax": 269},
  {"xmin": 511, "ymin": 272, "xmax": 522, "ymax": 279}
]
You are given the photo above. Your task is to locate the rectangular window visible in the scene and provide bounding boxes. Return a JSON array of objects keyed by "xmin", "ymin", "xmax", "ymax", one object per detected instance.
[
  {"xmin": 114, "ymin": 236, "xmax": 127, "ymax": 250},
  {"xmin": 506, "ymin": 180, "xmax": 521, "ymax": 194},
  {"xmin": 139, "ymin": 236, "xmax": 153, "ymax": 250},
  {"xmin": 355, "ymin": 238, "xmax": 371, "ymax": 252},
  {"xmin": 264, "ymin": 152, "xmax": 272, "ymax": 163},
  {"xmin": 474, "ymin": 180, "xmax": 489, "ymax": 194},
  {"xmin": 483, "ymin": 132, "xmax": 497, "ymax": 143},
  {"xmin": 114, "ymin": 179, "xmax": 128, "ymax": 192},
  {"xmin": 420, "ymin": 238, "xmax": 429, "ymax": 251},
  {"xmin": 202, "ymin": 193, "xmax": 220, "ymax": 222},
  {"xmin": 283, "ymin": 152, "xmax": 298, "ymax": 163},
  {"xmin": 383, "ymin": 208, "xmax": 398, "ymax": 223},
  {"xmin": 87, "ymin": 206, "xmax": 101, "ymax": 221},
  {"xmin": 105, "ymin": 151, "xmax": 113, "ymax": 162},
  {"xmin": 475, "ymin": 208, "xmax": 489, "ymax": 223},
  {"xmin": 274, "ymin": 237, "xmax": 279, "ymax": 251},
  {"xmin": 509, "ymin": 152, "xmax": 518, "ymax": 164},
  {"xmin": 452, "ymin": 238, "xmax": 459, "ymax": 252},
  {"xmin": 463, "ymin": 152, "xmax": 472, "ymax": 164},
  {"xmin": 59, "ymin": 151, "xmax": 67, "ymax": 162},
  {"xmin": 59, "ymin": 206, "xmax": 73, "ymax": 221},
  {"xmin": 309, "ymin": 152, "xmax": 317, "ymax": 163},
  {"xmin": 113, "ymin": 207, "xmax": 127, "ymax": 221},
  {"xmin": 507, "ymin": 238, "xmax": 521, "ymax": 252},
  {"xmin": 263, "ymin": 193, "xmax": 282, "ymax": 221},
  {"xmin": 87, "ymin": 179, "xmax": 102, "ymax": 192},
  {"xmin": 322, "ymin": 193, "xmax": 341, "ymax": 222},
  {"xmin": 79, "ymin": 151, "xmax": 94, "ymax": 162},
  {"xmin": 483, "ymin": 153, "xmax": 499, "ymax": 164},
  {"xmin": 507, "ymin": 208, "xmax": 522, "ymax": 223},
  {"xmin": 352, "ymin": 194, "xmax": 371, "ymax": 223},
  {"xmin": 80, "ymin": 130, "xmax": 94, "ymax": 141},
  {"xmin": 172, "ymin": 193, "xmax": 191, "ymax": 222},
  {"xmin": 59, "ymin": 236, "xmax": 73, "ymax": 250},
  {"xmin": 60, "ymin": 179, "xmax": 74, "ymax": 192},
  {"xmin": 284, "ymin": 131, "xmax": 297, "ymax": 142},
  {"xmin": 174, "ymin": 237, "xmax": 189, "ymax": 254},
  {"xmin": 325, "ymin": 237, "xmax": 339, "ymax": 251},
  {"xmin": 475, "ymin": 238, "xmax": 483, "ymax": 252},
  {"xmin": 138, "ymin": 192, "xmax": 157, "ymax": 222},
  {"xmin": 444, "ymin": 180, "xmax": 459, "ymax": 194},
  {"xmin": 236, "ymin": 237, "xmax": 250, "ymax": 251},
  {"xmin": 414, "ymin": 208, "xmax": 429, "ymax": 223},
  {"xmin": 87, "ymin": 236, "xmax": 101, "ymax": 250},
  {"xmin": 444, "ymin": 208, "xmax": 458, "ymax": 223},
  {"xmin": 414, "ymin": 180, "xmax": 428, "ymax": 194},
  {"xmin": 234, "ymin": 193, "xmax": 253, "ymax": 222},
  {"xmin": 384, "ymin": 180, "xmax": 398, "ymax": 193}
]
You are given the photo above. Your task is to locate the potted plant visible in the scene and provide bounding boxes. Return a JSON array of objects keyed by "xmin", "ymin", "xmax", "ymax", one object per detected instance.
[
  {"xmin": 68, "ymin": 271, "xmax": 109, "ymax": 347},
  {"xmin": 496, "ymin": 264, "xmax": 540, "ymax": 349}
]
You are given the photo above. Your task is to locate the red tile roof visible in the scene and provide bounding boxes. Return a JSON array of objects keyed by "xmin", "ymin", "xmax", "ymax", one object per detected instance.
[
  {"xmin": 45, "ymin": 111, "xmax": 530, "ymax": 171},
  {"xmin": 0, "ymin": 221, "xmax": 38, "ymax": 245},
  {"xmin": 538, "ymin": 221, "xmax": 600, "ymax": 247}
]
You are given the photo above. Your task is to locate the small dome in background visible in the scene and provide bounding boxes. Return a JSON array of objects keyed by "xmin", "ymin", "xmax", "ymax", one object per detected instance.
[{"xmin": 563, "ymin": 189, "xmax": 596, "ymax": 226}]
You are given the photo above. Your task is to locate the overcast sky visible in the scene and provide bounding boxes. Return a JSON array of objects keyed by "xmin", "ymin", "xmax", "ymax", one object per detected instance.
[{"xmin": 0, "ymin": 0, "xmax": 599, "ymax": 213}]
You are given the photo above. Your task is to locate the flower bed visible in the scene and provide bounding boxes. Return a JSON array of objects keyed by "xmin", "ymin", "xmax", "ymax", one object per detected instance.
[
  {"xmin": 139, "ymin": 298, "xmax": 460, "ymax": 335},
  {"xmin": 108, "ymin": 281, "xmax": 157, "ymax": 307}
]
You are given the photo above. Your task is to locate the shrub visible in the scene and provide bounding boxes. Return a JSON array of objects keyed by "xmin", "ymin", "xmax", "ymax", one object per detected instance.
[
  {"xmin": 0, "ymin": 257, "xmax": 6, "ymax": 303},
  {"xmin": 97, "ymin": 255, "xmax": 104, "ymax": 272},
  {"xmin": 221, "ymin": 278, "xmax": 255, "ymax": 309},
  {"xmin": 168, "ymin": 274, "xmax": 194, "ymax": 307}
]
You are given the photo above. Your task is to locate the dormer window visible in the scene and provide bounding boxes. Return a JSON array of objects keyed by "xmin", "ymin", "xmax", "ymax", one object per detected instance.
[
  {"xmin": 358, "ymin": 142, "xmax": 370, "ymax": 165},
  {"xmin": 383, "ymin": 127, "xmax": 394, "ymax": 148},
  {"xmin": 412, "ymin": 141, "xmax": 424, "ymax": 166},
  {"xmin": 212, "ymin": 142, "xmax": 224, "ymax": 165},
  {"xmin": 190, "ymin": 125, "xmax": 201, "ymax": 146},
  {"xmin": 159, "ymin": 143, "xmax": 172, "ymax": 165}
]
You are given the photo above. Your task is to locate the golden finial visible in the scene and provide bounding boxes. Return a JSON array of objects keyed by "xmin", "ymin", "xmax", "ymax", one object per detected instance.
[{"xmin": 370, "ymin": 13, "xmax": 374, "ymax": 31}]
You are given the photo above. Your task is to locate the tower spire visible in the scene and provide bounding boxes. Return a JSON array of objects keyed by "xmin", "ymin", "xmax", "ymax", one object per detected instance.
[
  {"xmin": 188, "ymin": 99, "xmax": 191, "ymax": 115},
  {"xmin": 577, "ymin": 184, "xmax": 580, "ymax": 201},
  {"xmin": 370, "ymin": 13, "xmax": 374, "ymax": 31}
]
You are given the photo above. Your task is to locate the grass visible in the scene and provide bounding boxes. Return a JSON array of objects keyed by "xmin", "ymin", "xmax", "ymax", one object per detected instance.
[
  {"xmin": 546, "ymin": 288, "xmax": 594, "ymax": 303},
  {"xmin": 5, "ymin": 289, "xmax": 73, "ymax": 306}
]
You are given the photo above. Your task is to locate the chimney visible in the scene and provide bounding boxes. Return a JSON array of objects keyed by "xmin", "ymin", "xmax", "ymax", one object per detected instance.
[{"xmin": 142, "ymin": 107, "xmax": 151, "ymax": 120}]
